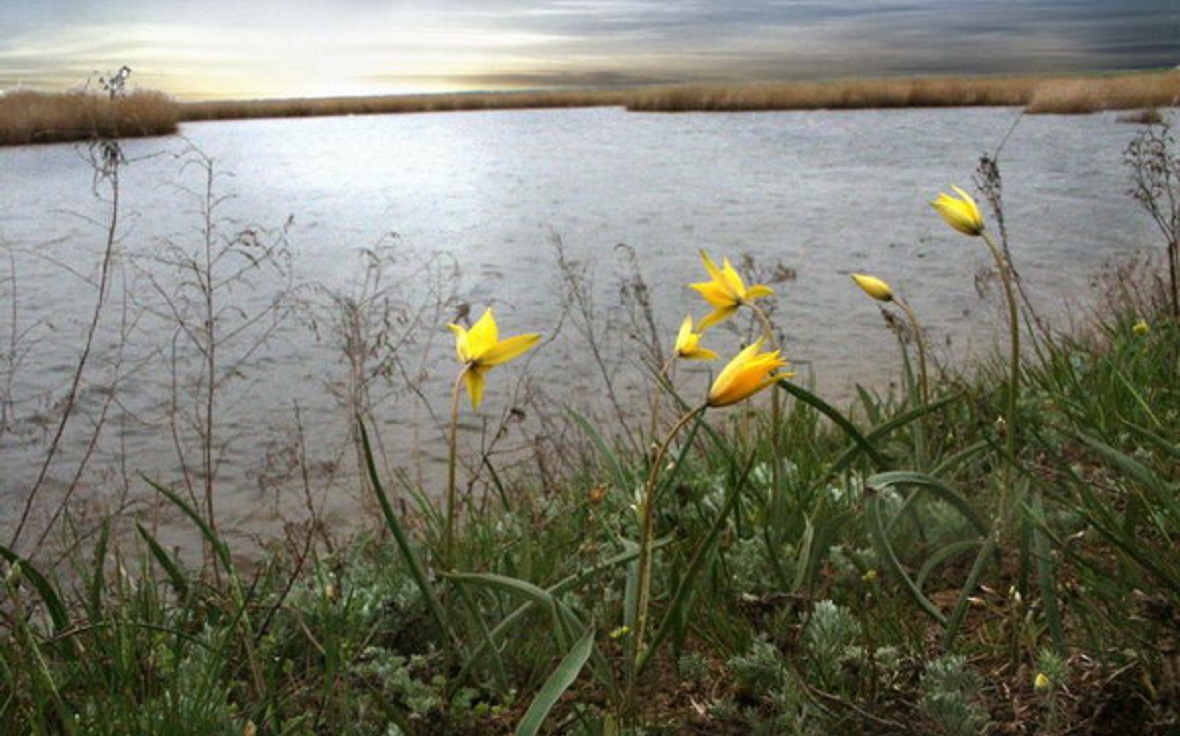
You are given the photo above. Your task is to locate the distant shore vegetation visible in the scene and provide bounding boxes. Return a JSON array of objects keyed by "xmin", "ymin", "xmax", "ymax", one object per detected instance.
[
  {"xmin": 0, "ymin": 88, "xmax": 179, "ymax": 146},
  {"xmin": 2, "ymin": 68, "xmax": 1178, "ymax": 146}
]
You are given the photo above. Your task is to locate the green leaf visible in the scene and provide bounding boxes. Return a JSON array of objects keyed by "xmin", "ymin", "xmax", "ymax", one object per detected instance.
[
  {"xmin": 515, "ymin": 629, "xmax": 595, "ymax": 736},
  {"xmin": 141, "ymin": 476, "xmax": 234, "ymax": 577},
  {"xmin": 779, "ymin": 381, "xmax": 886, "ymax": 468},
  {"xmin": 0, "ymin": 546, "xmax": 69, "ymax": 635},
  {"xmin": 136, "ymin": 523, "xmax": 190, "ymax": 601},
  {"xmin": 358, "ymin": 421, "xmax": 463, "ymax": 657},
  {"xmin": 866, "ymin": 471, "xmax": 989, "ymax": 537},
  {"xmin": 866, "ymin": 493, "xmax": 947, "ymax": 626},
  {"xmin": 567, "ymin": 408, "xmax": 633, "ymax": 492}
]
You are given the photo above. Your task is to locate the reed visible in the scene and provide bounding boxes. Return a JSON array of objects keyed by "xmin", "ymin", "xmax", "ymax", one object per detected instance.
[
  {"xmin": 625, "ymin": 70, "xmax": 1180, "ymax": 113},
  {"xmin": 175, "ymin": 70, "xmax": 1178, "ymax": 123},
  {"xmin": 1025, "ymin": 71, "xmax": 1180, "ymax": 113},
  {"xmin": 3, "ymin": 70, "xmax": 1177, "ymax": 147},
  {"xmin": 0, "ymin": 88, "xmax": 179, "ymax": 145},
  {"xmin": 178, "ymin": 87, "xmax": 638, "ymax": 122}
]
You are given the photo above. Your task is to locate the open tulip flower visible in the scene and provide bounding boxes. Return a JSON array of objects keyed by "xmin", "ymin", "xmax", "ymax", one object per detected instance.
[
  {"xmin": 689, "ymin": 250, "xmax": 774, "ymax": 330},
  {"xmin": 850, "ymin": 273, "xmax": 894, "ymax": 302},
  {"xmin": 931, "ymin": 185, "xmax": 985, "ymax": 236},
  {"xmin": 448, "ymin": 308, "xmax": 540, "ymax": 409},
  {"xmin": 707, "ymin": 339, "xmax": 792, "ymax": 407},
  {"xmin": 675, "ymin": 315, "xmax": 719, "ymax": 361}
]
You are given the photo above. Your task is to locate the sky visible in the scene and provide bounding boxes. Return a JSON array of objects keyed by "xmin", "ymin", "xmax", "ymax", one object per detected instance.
[{"xmin": 2, "ymin": 0, "xmax": 1178, "ymax": 100}]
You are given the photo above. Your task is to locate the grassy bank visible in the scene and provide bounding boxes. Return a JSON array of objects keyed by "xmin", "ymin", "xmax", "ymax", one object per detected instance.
[
  {"xmin": 2, "ymin": 69, "xmax": 1178, "ymax": 147},
  {"xmin": 179, "ymin": 69, "xmax": 1180, "ymax": 121},
  {"xmin": 625, "ymin": 69, "xmax": 1180, "ymax": 113},
  {"xmin": 2, "ymin": 263, "xmax": 1176, "ymax": 735},
  {"xmin": 0, "ymin": 89, "xmax": 179, "ymax": 145}
]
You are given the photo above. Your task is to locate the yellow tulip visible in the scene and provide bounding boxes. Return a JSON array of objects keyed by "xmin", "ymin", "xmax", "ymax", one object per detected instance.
[
  {"xmin": 448, "ymin": 308, "xmax": 540, "ymax": 408},
  {"xmin": 850, "ymin": 273, "xmax": 894, "ymax": 302},
  {"xmin": 706, "ymin": 339, "xmax": 792, "ymax": 407},
  {"xmin": 931, "ymin": 185, "xmax": 985, "ymax": 237},
  {"xmin": 674, "ymin": 315, "xmax": 719, "ymax": 361},
  {"xmin": 1133, "ymin": 319, "xmax": 1150, "ymax": 335},
  {"xmin": 689, "ymin": 250, "xmax": 774, "ymax": 331}
]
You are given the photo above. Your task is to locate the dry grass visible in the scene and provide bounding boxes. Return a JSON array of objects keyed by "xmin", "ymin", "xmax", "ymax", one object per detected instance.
[
  {"xmin": 0, "ymin": 89, "xmax": 180, "ymax": 145},
  {"xmin": 625, "ymin": 70, "xmax": 1180, "ymax": 113},
  {"xmin": 179, "ymin": 88, "xmax": 638, "ymax": 122},
  {"xmin": 2, "ymin": 70, "xmax": 1178, "ymax": 146},
  {"xmin": 176, "ymin": 70, "xmax": 1180, "ymax": 122},
  {"xmin": 1025, "ymin": 71, "xmax": 1180, "ymax": 113}
]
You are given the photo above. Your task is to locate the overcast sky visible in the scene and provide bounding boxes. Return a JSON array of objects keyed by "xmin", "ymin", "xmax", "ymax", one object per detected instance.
[{"xmin": 3, "ymin": 1, "xmax": 1177, "ymax": 99}]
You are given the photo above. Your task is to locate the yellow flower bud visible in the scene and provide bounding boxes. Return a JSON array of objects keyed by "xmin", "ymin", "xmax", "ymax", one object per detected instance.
[
  {"xmin": 850, "ymin": 273, "xmax": 894, "ymax": 302},
  {"xmin": 1034, "ymin": 672, "xmax": 1051, "ymax": 693},
  {"xmin": 931, "ymin": 185, "xmax": 985, "ymax": 237}
]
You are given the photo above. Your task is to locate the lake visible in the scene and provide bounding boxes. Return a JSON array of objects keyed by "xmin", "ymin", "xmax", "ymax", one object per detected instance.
[{"xmin": 0, "ymin": 106, "xmax": 1156, "ymax": 552}]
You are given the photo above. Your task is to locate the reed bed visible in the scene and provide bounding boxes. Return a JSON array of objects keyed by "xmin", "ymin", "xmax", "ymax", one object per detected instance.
[
  {"xmin": 0, "ymin": 88, "xmax": 179, "ymax": 145},
  {"xmin": 2, "ymin": 70, "xmax": 1178, "ymax": 146},
  {"xmin": 174, "ymin": 69, "xmax": 1180, "ymax": 122},
  {"xmin": 178, "ymin": 87, "xmax": 638, "ymax": 122},
  {"xmin": 624, "ymin": 70, "xmax": 1180, "ymax": 113}
]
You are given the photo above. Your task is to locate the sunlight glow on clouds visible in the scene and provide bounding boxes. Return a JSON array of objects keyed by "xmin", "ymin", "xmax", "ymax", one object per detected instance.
[{"xmin": 2, "ymin": 0, "xmax": 1176, "ymax": 100}]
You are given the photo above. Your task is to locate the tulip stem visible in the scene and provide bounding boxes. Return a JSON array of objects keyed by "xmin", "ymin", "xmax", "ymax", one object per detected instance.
[
  {"xmin": 444, "ymin": 369, "xmax": 465, "ymax": 571},
  {"xmin": 627, "ymin": 402, "xmax": 707, "ymax": 722},
  {"xmin": 750, "ymin": 303, "xmax": 778, "ymax": 349},
  {"xmin": 981, "ymin": 231, "xmax": 1021, "ymax": 532},
  {"xmin": 748, "ymin": 302, "xmax": 785, "ymax": 492},
  {"xmin": 897, "ymin": 297, "xmax": 929, "ymax": 407}
]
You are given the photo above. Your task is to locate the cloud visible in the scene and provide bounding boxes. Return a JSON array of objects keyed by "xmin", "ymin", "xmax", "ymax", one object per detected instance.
[{"xmin": 1, "ymin": 0, "xmax": 1175, "ymax": 98}]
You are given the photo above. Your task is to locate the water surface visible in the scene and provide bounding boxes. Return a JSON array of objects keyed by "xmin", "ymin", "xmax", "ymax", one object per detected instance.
[{"xmin": 0, "ymin": 107, "xmax": 1154, "ymax": 549}]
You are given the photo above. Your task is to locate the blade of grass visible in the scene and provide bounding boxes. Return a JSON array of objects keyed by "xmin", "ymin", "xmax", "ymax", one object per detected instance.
[
  {"xmin": 515, "ymin": 629, "xmax": 595, "ymax": 736},
  {"xmin": 358, "ymin": 420, "xmax": 463, "ymax": 657},
  {"xmin": 136, "ymin": 522, "xmax": 190, "ymax": 600},
  {"xmin": 568, "ymin": 408, "xmax": 633, "ymax": 492},
  {"xmin": 867, "ymin": 471, "xmax": 989, "ymax": 537},
  {"xmin": 825, "ymin": 393, "xmax": 964, "ymax": 479},
  {"xmin": 867, "ymin": 492, "xmax": 947, "ymax": 626},
  {"xmin": 142, "ymin": 475, "xmax": 234, "ymax": 577},
  {"xmin": 779, "ymin": 381, "xmax": 887, "ymax": 469},
  {"xmin": 1028, "ymin": 490, "xmax": 1065, "ymax": 652},
  {"xmin": 639, "ymin": 453, "xmax": 755, "ymax": 675},
  {"xmin": 445, "ymin": 571, "xmax": 585, "ymax": 647},
  {"xmin": 0, "ymin": 547, "xmax": 69, "ymax": 635}
]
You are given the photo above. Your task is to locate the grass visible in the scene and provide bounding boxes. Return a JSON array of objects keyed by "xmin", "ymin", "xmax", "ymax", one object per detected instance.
[
  {"xmin": 0, "ymin": 89, "xmax": 179, "ymax": 145},
  {"xmin": 2, "ymin": 107, "xmax": 1179, "ymax": 735},
  {"xmin": 2, "ymin": 280, "xmax": 1176, "ymax": 734},
  {"xmin": 3, "ymin": 69, "xmax": 1178, "ymax": 147}
]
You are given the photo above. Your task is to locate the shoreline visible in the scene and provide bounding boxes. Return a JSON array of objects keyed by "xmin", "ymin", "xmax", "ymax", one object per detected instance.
[{"xmin": 1, "ymin": 69, "xmax": 1178, "ymax": 146}]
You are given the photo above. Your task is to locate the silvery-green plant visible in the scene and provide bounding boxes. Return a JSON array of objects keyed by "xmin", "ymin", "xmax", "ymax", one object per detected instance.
[{"xmin": 918, "ymin": 654, "xmax": 992, "ymax": 736}]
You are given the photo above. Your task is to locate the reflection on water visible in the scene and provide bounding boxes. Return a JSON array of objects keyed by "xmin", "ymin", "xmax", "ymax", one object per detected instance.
[{"xmin": 0, "ymin": 107, "xmax": 1155, "ymax": 550}]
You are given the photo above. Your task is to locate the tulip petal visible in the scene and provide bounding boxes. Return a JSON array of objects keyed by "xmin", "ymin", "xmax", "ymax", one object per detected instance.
[
  {"xmin": 745, "ymin": 284, "xmax": 775, "ymax": 300},
  {"xmin": 448, "ymin": 323, "xmax": 471, "ymax": 362},
  {"xmin": 465, "ymin": 309, "xmax": 501, "ymax": 359},
  {"xmin": 480, "ymin": 333, "xmax": 542, "ymax": 366},
  {"xmin": 695, "ymin": 304, "xmax": 739, "ymax": 332},
  {"xmin": 463, "ymin": 365, "xmax": 488, "ymax": 409},
  {"xmin": 707, "ymin": 340, "xmax": 792, "ymax": 407}
]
